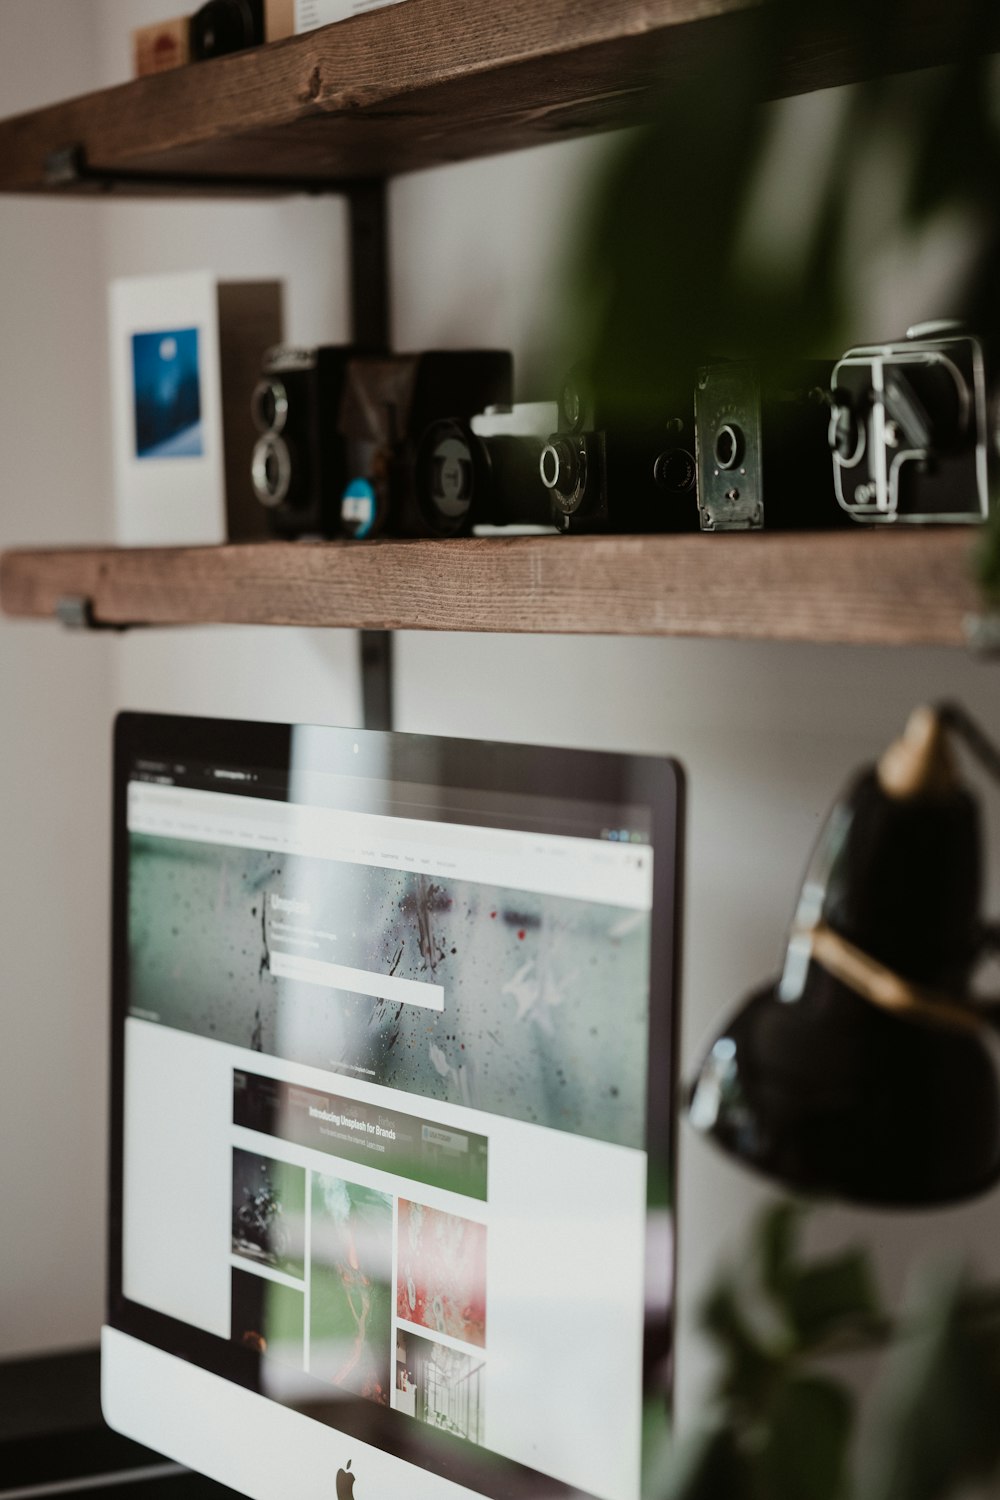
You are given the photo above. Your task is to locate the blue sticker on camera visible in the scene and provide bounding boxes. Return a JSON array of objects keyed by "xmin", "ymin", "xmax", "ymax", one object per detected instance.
[{"xmin": 341, "ymin": 478, "xmax": 377, "ymax": 538}]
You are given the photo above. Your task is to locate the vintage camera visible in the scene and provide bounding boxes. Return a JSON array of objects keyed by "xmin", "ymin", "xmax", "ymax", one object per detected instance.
[
  {"xmin": 190, "ymin": 0, "xmax": 264, "ymax": 59},
  {"xmin": 250, "ymin": 345, "xmax": 354, "ymax": 538},
  {"xmin": 337, "ymin": 352, "xmax": 513, "ymax": 538},
  {"xmin": 414, "ymin": 403, "xmax": 558, "ymax": 536},
  {"xmin": 695, "ymin": 359, "xmax": 844, "ymax": 531},
  {"xmin": 538, "ymin": 370, "xmax": 699, "ymax": 534},
  {"xmin": 829, "ymin": 323, "xmax": 994, "ymax": 524}
]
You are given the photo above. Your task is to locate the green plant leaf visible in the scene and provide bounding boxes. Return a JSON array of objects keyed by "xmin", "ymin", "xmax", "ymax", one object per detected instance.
[
  {"xmin": 785, "ymin": 1249, "xmax": 882, "ymax": 1350},
  {"xmin": 754, "ymin": 1202, "xmax": 883, "ymax": 1354},
  {"xmin": 757, "ymin": 1375, "xmax": 854, "ymax": 1500},
  {"xmin": 701, "ymin": 1279, "xmax": 779, "ymax": 1409},
  {"xmin": 858, "ymin": 1266, "xmax": 1000, "ymax": 1500},
  {"xmin": 757, "ymin": 1200, "xmax": 805, "ymax": 1305},
  {"xmin": 652, "ymin": 1422, "xmax": 754, "ymax": 1500}
]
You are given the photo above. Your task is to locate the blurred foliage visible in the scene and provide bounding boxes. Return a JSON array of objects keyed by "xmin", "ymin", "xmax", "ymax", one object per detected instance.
[
  {"xmin": 652, "ymin": 1201, "xmax": 1000, "ymax": 1500},
  {"xmin": 561, "ymin": 0, "xmax": 1000, "ymax": 596}
]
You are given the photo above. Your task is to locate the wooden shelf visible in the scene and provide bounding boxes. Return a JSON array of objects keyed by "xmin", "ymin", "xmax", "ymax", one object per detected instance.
[
  {"xmin": 0, "ymin": 531, "xmax": 983, "ymax": 645},
  {"xmin": 1, "ymin": 0, "xmax": 997, "ymax": 193}
]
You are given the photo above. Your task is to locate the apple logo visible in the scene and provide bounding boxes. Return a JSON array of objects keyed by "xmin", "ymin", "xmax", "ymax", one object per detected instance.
[{"xmin": 336, "ymin": 1459, "xmax": 356, "ymax": 1500}]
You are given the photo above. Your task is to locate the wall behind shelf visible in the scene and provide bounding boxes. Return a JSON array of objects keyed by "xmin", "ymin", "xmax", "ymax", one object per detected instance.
[
  {"xmin": 6, "ymin": 0, "xmax": 1000, "ymax": 1444},
  {"xmin": 0, "ymin": 1, "xmax": 113, "ymax": 1361}
]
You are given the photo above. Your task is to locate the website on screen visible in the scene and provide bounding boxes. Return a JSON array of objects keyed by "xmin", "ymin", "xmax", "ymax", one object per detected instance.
[{"xmin": 122, "ymin": 778, "xmax": 653, "ymax": 1500}]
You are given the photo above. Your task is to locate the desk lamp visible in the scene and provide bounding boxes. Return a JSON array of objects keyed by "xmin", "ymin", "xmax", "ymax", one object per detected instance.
[{"xmin": 688, "ymin": 703, "xmax": 1000, "ymax": 1206}]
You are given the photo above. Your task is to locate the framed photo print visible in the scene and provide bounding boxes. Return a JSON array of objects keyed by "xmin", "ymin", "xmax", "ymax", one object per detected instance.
[{"xmin": 110, "ymin": 272, "xmax": 282, "ymax": 544}]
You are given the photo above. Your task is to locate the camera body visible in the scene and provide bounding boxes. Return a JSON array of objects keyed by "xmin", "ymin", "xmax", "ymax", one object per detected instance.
[
  {"xmin": 829, "ymin": 324, "xmax": 994, "ymax": 524},
  {"xmin": 539, "ymin": 372, "xmax": 699, "ymax": 534},
  {"xmin": 251, "ymin": 345, "xmax": 354, "ymax": 538},
  {"xmin": 337, "ymin": 351, "xmax": 513, "ymax": 538},
  {"xmin": 415, "ymin": 403, "xmax": 559, "ymax": 536},
  {"xmin": 190, "ymin": 0, "xmax": 264, "ymax": 59},
  {"xmin": 695, "ymin": 359, "xmax": 843, "ymax": 531}
]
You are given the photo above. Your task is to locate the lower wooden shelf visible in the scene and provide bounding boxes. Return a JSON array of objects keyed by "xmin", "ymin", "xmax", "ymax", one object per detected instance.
[{"xmin": 0, "ymin": 530, "xmax": 984, "ymax": 645}]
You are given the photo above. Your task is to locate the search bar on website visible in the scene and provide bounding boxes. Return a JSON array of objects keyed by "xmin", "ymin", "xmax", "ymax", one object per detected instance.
[{"xmin": 269, "ymin": 950, "xmax": 444, "ymax": 1012}]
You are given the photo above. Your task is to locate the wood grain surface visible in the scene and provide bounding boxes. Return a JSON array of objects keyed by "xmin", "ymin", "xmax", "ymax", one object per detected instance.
[
  {"xmin": 0, "ymin": 531, "xmax": 982, "ymax": 644},
  {"xmin": 1, "ymin": 0, "xmax": 996, "ymax": 192}
]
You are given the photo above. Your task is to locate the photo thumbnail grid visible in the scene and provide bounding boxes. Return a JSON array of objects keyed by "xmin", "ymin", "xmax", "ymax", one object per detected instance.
[{"xmin": 230, "ymin": 1074, "xmax": 489, "ymax": 1439}]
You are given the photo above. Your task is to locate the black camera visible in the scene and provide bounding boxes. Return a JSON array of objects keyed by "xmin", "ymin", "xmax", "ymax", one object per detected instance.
[
  {"xmin": 337, "ymin": 352, "xmax": 513, "ymax": 538},
  {"xmin": 829, "ymin": 323, "xmax": 995, "ymax": 524},
  {"xmin": 414, "ymin": 403, "xmax": 558, "ymax": 536},
  {"xmin": 190, "ymin": 0, "xmax": 264, "ymax": 60},
  {"xmin": 538, "ymin": 371, "xmax": 699, "ymax": 533},
  {"xmin": 251, "ymin": 345, "xmax": 354, "ymax": 538},
  {"xmin": 695, "ymin": 359, "xmax": 844, "ymax": 530}
]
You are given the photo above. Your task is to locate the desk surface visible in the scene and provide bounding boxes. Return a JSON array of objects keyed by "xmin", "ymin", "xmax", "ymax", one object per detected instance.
[{"xmin": 0, "ymin": 1344, "xmax": 242, "ymax": 1497}]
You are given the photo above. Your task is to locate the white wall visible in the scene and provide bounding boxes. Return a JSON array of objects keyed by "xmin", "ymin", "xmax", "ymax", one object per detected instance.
[
  {"xmin": 0, "ymin": 2, "xmax": 113, "ymax": 1358},
  {"xmin": 3, "ymin": 3, "xmax": 1000, "ymax": 1445}
]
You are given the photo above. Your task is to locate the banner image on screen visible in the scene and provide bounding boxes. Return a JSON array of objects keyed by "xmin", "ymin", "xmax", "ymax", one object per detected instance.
[{"xmin": 105, "ymin": 717, "xmax": 681, "ymax": 1500}]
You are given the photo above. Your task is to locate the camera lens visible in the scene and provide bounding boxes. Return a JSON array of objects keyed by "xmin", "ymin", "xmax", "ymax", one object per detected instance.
[
  {"xmin": 431, "ymin": 435, "xmax": 474, "ymax": 519},
  {"xmin": 560, "ymin": 383, "xmax": 582, "ymax": 432},
  {"xmin": 829, "ymin": 393, "xmax": 865, "ymax": 467},
  {"xmin": 252, "ymin": 433, "xmax": 292, "ymax": 507},
  {"xmin": 653, "ymin": 448, "xmax": 696, "ymax": 493},
  {"xmin": 251, "ymin": 378, "xmax": 288, "ymax": 434},
  {"xmin": 540, "ymin": 438, "xmax": 587, "ymax": 515},
  {"xmin": 415, "ymin": 420, "xmax": 480, "ymax": 536},
  {"xmin": 190, "ymin": 0, "xmax": 258, "ymax": 59},
  {"xmin": 714, "ymin": 425, "xmax": 744, "ymax": 470},
  {"xmin": 540, "ymin": 440, "xmax": 575, "ymax": 492}
]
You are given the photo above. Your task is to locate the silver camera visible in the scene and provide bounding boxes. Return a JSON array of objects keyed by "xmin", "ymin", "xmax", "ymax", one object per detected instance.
[{"xmin": 829, "ymin": 322, "xmax": 995, "ymax": 524}]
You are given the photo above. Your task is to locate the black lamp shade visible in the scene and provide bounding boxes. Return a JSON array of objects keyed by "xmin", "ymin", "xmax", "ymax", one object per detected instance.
[
  {"xmin": 689, "ymin": 965, "xmax": 1000, "ymax": 1206},
  {"xmin": 688, "ymin": 748, "xmax": 1000, "ymax": 1207}
]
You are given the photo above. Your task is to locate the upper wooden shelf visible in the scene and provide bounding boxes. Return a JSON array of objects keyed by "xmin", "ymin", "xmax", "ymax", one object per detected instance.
[
  {"xmin": 1, "ymin": 0, "xmax": 997, "ymax": 193},
  {"xmin": 0, "ymin": 531, "xmax": 983, "ymax": 645}
]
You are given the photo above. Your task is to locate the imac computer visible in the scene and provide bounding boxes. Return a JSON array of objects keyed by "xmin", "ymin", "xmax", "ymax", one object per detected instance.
[{"xmin": 103, "ymin": 714, "xmax": 684, "ymax": 1500}]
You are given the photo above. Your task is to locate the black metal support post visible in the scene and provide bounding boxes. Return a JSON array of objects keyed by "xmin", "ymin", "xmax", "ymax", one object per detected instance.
[
  {"xmin": 348, "ymin": 177, "xmax": 394, "ymax": 731},
  {"xmin": 347, "ymin": 177, "xmax": 390, "ymax": 351},
  {"xmin": 359, "ymin": 629, "xmax": 394, "ymax": 732}
]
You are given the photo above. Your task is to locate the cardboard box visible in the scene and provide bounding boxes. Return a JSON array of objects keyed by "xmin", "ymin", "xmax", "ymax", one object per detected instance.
[
  {"xmin": 265, "ymin": 0, "xmax": 409, "ymax": 41},
  {"xmin": 133, "ymin": 17, "xmax": 191, "ymax": 77}
]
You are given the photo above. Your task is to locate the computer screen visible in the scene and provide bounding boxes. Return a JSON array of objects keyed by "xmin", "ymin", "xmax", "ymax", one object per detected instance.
[{"xmin": 103, "ymin": 714, "xmax": 683, "ymax": 1500}]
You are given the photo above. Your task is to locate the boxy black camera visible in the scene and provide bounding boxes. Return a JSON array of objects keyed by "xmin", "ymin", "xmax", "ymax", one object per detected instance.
[
  {"xmin": 337, "ymin": 351, "xmax": 513, "ymax": 538},
  {"xmin": 539, "ymin": 369, "xmax": 698, "ymax": 533},
  {"xmin": 695, "ymin": 359, "xmax": 845, "ymax": 530}
]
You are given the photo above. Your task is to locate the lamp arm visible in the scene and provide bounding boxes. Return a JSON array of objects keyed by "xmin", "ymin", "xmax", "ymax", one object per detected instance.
[
  {"xmin": 937, "ymin": 701, "xmax": 1000, "ymax": 785},
  {"xmin": 805, "ymin": 922, "xmax": 996, "ymax": 1035}
]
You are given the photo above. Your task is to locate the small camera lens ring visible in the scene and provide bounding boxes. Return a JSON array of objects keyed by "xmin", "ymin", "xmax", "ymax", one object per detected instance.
[
  {"xmin": 653, "ymin": 448, "xmax": 697, "ymax": 494},
  {"xmin": 714, "ymin": 424, "xmax": 744, "ymax": 471},
  {"xmin": 540, "ymin": 438, "xmax": 587, "ymax": 513},
  {"xmin": 252, "ymin": 433, "xmax": 292, "ymax": 508},
  {"xmin": 828, "ymin": 398, "xmax": 866, "ymax": 469},
  {"xmin": 539, "ymin": 442, "xmax": 563, "ymax": 490},
  {"xmin": 251, "ymin": 378, "xmax": 289, "ymax": 435}
]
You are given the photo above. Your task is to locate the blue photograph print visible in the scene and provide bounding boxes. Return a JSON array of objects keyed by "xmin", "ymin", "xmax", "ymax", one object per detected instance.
[{"xmin": 132, "ymin": 327, "xmax": 203, "ymax": 459}]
